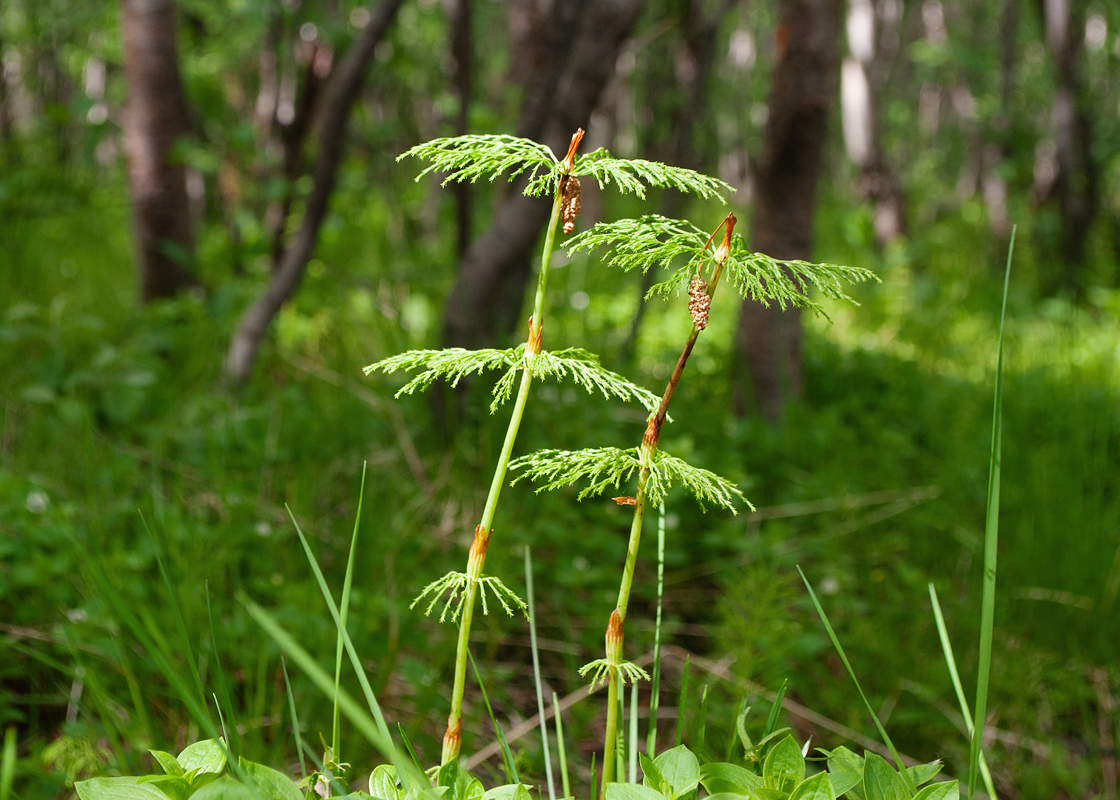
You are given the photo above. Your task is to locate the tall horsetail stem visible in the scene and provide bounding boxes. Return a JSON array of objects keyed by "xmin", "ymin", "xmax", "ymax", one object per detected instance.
[
  {"xmin": 598, "ymin": 214, "xmax": 736, "ymax": 796},
  {"xmin": 441, "ymin": 129, "xmax": 586, "ymax": 765}
]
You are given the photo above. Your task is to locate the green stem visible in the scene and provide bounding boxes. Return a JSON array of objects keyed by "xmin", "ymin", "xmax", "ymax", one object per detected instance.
[
  {"xmin": 599, "ymin": 214, "xmax": 735, "ymax": 796},
  {"xmin": 441, "ymin": 187, "xmax": 566, "ymax": 765}
]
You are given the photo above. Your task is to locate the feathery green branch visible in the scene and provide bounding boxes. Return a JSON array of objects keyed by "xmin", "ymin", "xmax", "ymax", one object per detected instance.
[
  {"xmin": 651, "ymin": 236, "xmax": 878, "ymax": 315},
  {"xmin": 564, "ymin": 215, "xmax": 710, "ymax": 274},
  {"xmin": 510, "ymin": 447, "xmax": 745, "ymax": 511},
  {"xmin": 367, "ymin": 347, "xmax": 660, "ymax": 414},
  {"xmin": 397, "ymin": 134, "xmax": 561, "ymax": 196},
  {"xmin": 574, "ymin": 150, "xmax": 732, "ymax": 201}
]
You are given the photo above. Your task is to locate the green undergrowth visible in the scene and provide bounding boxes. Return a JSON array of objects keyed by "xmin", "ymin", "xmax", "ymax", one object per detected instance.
[{"xmin": 2, "ymin": 174, "xmax": 1118, "ymax": 800}]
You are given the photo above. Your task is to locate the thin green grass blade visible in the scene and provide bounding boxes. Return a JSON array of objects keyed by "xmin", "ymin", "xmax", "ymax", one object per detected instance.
[
  {"xmin": 970, "ymin": 226, "xmax": 1014, "ymax": 799},
  {"xmin": 60, "ymin": 637, "xmax": 132, "ymax": 774},
  {"xmin": 646, "ymin": 501, "xmax": 667, "ymax": 757},
  {"xmin": 1, "ymin": 726, "xmax": 15, "ymax": 800},
  {"xmin": 696, "ymin": 684, "xmax": 709, "ymax": 762},
  {"xmin": 281, "ymin": 657, "xmax": 308, "ymax": 780},
  {"xmin": 553, "ymin": 691, "xmax": 571, "ymax": 798},
  {"xmin": 929, "ymin": 585, "xmax": 998, "ymax": 799},
  {"xmin": 140, "ymin": 512, "xmax": 209, "ymax": 721},
  {"xmin": 335, "ymin": 463, "xmax": 368, "ymax": 762},
  {"xmin": 525, "ymin": 547, "xmax": 556, "ymax": 799},
  {"xmin": 80, "ymin": 558, "xmax": 257, "ymax": 794},
  {"xmin": 589, "ymin": 753, "xmax": 596, "ymax": 800},
  {"xmin": 397, "ymin": 723, "xmax": 426, "ymax": 778},
  {"xmin": 617, "ymin": 692, "xmax": 625, "ymax": 784},
  {"xmin": 628, "ymin": 682, "xmax": 639, "ymax": 782},
  {"xmin": 468, "ymin": 650, "xmax": 519, "ymax": 784},
  {"xmin": 239, "ymin": 592, "xmax": 415, "ymax": 788},
  {"xmin": 798, "ymin": 567, "xmax": 915, "ymax": 794},
  {"xmin": 213, "ymin": 693, "xmax": 229, "ymax": 746},
  {"xmin": 206, "ymin": 583, "xmax": 241, "ymax": 757},
  {"xmin": 286, "ymin": 506, "xmax": 403, "ymax": 777},
  {"xmin": 675, "ymin": 655, "xmax": 690, "ymax": 748},
  {"xmin": 764, "ymin": 679, "xmax": 788, "ymax": 740}
]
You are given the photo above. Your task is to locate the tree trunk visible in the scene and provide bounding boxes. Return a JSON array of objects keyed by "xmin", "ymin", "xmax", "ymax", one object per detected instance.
[
  {"xmin": 451, "ymin": 0, "xmax": 473, "ymax": 258},
  {"xmin": 1041, "ymin": 0, "xmax": 1096, "ymax": 291},
  {"xmin": 441, "ymin": 0, "xmax": 643, "ymax": 351},
  {"xmin": 225, "ymin": 0, "xmax": 404, "ymax": 384},
  {"xmin": 840, "ymin": 0, "xmax": 905, "ymax": 246},
  {"xmin": 121, "ymin": 0, "xmax": 198, "ymax": 302},
  {"xmin": 733, "ymin": 0, "xmax": 843, "ymax": 421}
]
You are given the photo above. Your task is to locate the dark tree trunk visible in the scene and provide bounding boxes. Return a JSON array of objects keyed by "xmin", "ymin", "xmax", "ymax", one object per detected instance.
[
  {"xmin": 621, "ymin": 0, "xmax": 735, "ymax": 361},
  {"xmin": 121, "ymin": 0, "xmax": 198, "ymax": 302},
  {"xmin": 225, "ymin": 0, "xmax": 404, "ymax": 384},
  {"xmin": 1041, "ymin": 0, "xmax": 1096, "ymax": 291},
  {"xmin": 441, "ymin": 0, "xmax": 643, "ymax": 352},
  {"xmin": 451, "ymin": 0, "xmax": 473, "ymax": 258},
  {"xmin": 733, "ymin": 0, "xmax": 843, "ymax": 421}
]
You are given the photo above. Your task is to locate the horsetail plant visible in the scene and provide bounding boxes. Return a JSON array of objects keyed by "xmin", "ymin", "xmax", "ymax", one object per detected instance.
[
  {"xmin": 365, "ymin": 128, "xmax": 733, "ymax": 765},
  {"xmin": 510, "ymin": 212, "xmax": 875, "ymax": 797}
]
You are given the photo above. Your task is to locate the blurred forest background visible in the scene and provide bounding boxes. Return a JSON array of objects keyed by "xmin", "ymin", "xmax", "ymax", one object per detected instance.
[{"xmin": 2, "ymin": 0, "xmax": 1120, "ymax": 798}]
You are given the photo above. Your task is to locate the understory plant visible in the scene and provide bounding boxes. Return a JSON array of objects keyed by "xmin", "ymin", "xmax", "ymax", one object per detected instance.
[
  {"xmin": 67, "ymin": 129, "xmax": 1018, "ymax": 800},
  {"xmin": 365, "ymin": 129, "xmax": 729, "ymax": 765}
]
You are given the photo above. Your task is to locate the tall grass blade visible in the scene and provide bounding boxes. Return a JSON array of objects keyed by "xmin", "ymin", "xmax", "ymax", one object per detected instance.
[
  {"xmin": 696, "ymin": 684, "xmax": 709, "ymax": 762},
  {"xmin": 140, "ymin": 512, "xmax": 209, "ymax": 721},
  {"xmin": 675, "ymin": 655, "xmax": 690, "ymax": 748},
  {"xmin": 969, "ymin": 226, "xmax": 1014, "ymax": 799},
  {"xmin": 617, "ymin": 692, "xmax": 625, "ymax": 784},
  {"xmin": 628, "ymin": 682, "xmax": 639, "ymax": 782},
  {"xmin": 589, "ymin": 753, "xmax": 596, "ymax": 800},
  {"xmin": 239, "ymin": 593, "xmax": 418, "ymax": 789},
  {"xmin": 929, "ymin": 585, "xmax": 998, "ymax": 799},
  {"xmin": 397, "ymin": 723, "xmax": 426, "ymax": 778},
  {"xmin": 764, "ymin": 679, "xmax": 788, "ymax": 740},
  {"xmin": 285, "ymin": 506, "xmax": 404, "ymax": 779},
  {"xmin": 206, "ymin": 582, "xmax": 241, "ymax": 757},
  {"xmin": 335, "ymin": 463, "xmax": 368, "ymax": 762},
  {"xmin": 646, "ymin": 501, "xmax": 667, "ymax": 757},
  {"xmin": 525, "ymin": 547, "xmax": 556, "ymax": 799},
  {"xmin": 281, "ymin": 657, "xmax": 308, "ymax": 780},
  {"xmin": 798, "ymin": 567, "xmax": 915, "ymax": 794},
  {"xmin": 1, "ymin": 727, "xmax": 15, "ymax": 800},
  {"xmin": 213, "ymin": 693, "xmax": 229, "ymax": 746},
  {"xmin": 468, "ymin": 650, "xmax": 519, "ymax": 784},
  {"xmin": 553, "ymin": 691, "xmax": 571, "ymax": 798}
]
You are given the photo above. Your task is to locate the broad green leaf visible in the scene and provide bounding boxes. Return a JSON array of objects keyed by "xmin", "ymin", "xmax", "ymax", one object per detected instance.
[
  {"xmin": 239, "ymin": 758, "xmax": 302, "ymax": 800},
  {"xmin": 762, "ymin": 736, "xmax": 804, "ymax": 793},
  {"xmin": 190, "ymin": 777, "xmax": 255, "ymax": 800},
  {"xmin": 481, "ymin": 785, "xmax": 533, "ymax": 800},
  {"xmin": 437, "ymin": 759, "xmax": 482, "ymax": 800},
  {"xmin": 824, "ymin": 768, "xmax": 861, "ymax": 798},
  {"xmin": 336, "ymin": 794, "xmax": 378, "ymax": 800},
  {"xmin": 75, "ymin": 777, "xmax": 173, "ymax": 800},
  {"xmin": 605, "ymin": 784, "xmax": 667, "ymax": 800},
  {"xmin": 861, "ymin": 755, "xmax": 907, "ymax": 800},
  {"xmin": 789, "ymin": 773, "xmax": 835, "ymax": 800},
  {"xmin": 653, "ymin": 745, "xmax": 701, "ymax": 799},
  {"xmin": 150, "ymin": 752, "xmax": 184, "ymax": 777},
  {"xmin": 702, "ymin": 794, "xmax": 755, "ymax": 800},
  {"xmin": 370, "ymin": 766, "xmax": 401, "ymax": 800},
  {"xmin": 177, "ymin": 740, "xmax": 226, "ymax": 776},
  {"xmin": 700, "ymin": 763, "xmax": 764, "ymax": 795},
  {"xmin": 823, "ymin": 747, "xmax": 863, "ymax": 800},
  {"xmin": 137, "ymin": 776, "xmax": 191, "ymax": 800},
  {"xmin": 639, "ymin": 753, "xmax": 667, "ymax": 795},
  {"xmin": 911, "ymin": 781, "xmax": 959, "ymax": 800},
  {"xmin": 906, "ymin": 761, "xmax": 942, "ymax": 788}
]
